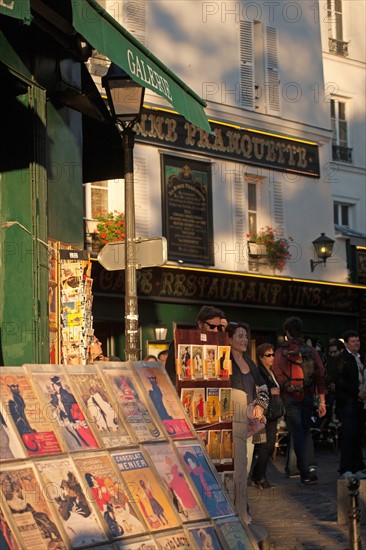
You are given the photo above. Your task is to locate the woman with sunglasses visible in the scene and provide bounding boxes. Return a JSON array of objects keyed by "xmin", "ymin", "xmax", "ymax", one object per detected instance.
[
  {"xmin": 225, "ymin": 322, "xmax": 269, "ymax": 524},
  {"xmin": 250, "ymin": 343, "xmax": 283, "ymax": 489}
]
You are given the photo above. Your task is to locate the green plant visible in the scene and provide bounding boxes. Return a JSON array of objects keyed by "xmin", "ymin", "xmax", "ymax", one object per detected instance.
[
  {"xmin": 94, "ymin": 210, "xmax": 125, "ymax": 246},
  {"xmin": 247, "ymin": 226, "xmax": 292, "ymax": 272}
]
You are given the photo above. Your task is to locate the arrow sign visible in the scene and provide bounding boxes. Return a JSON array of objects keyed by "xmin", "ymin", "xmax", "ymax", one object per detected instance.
[{"xmin": 97, "ymin": 237, "xmax": 168, "ymax": 271}]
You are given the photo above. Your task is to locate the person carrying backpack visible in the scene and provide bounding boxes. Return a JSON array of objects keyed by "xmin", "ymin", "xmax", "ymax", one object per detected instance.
[{"xmin": 272, "ymin": 316, "xmax": 326, "ymax": 485}]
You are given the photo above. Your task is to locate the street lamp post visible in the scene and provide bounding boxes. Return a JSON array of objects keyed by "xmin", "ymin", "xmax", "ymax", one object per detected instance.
[{"xmin": 102, "ymin": 63, "xmax": 145, "ymax": 361}]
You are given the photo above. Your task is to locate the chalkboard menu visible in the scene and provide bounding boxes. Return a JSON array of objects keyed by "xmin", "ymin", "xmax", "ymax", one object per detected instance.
[{"xmin": 161, "ymin": 155, "xmax": 214, "ymax": 265}]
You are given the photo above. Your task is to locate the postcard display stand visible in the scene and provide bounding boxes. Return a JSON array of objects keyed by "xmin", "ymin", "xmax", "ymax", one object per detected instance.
[
  {"xmin": 0, "ymin": 362, "xmax": 258, "ymax": 550},
  {"xmin": 175, "ymin": 329, "xmax": 237, "ymax": 515},
  {"xmin": 48, "ymin": 241, "xmax": 94, "ymax": 365}
]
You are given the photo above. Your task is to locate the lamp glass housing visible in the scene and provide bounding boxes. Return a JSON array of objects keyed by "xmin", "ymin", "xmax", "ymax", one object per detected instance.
[
  {"xmin": 102, "ymin": 64, "xmax": 145, "ymax": 124},
  {"xmin": 154, "ymin": 326, "xmax": 168, "ymax": 341},
  {"xmin": 312, "ymin": 232, "xmax": 335, "ymax": 261}
]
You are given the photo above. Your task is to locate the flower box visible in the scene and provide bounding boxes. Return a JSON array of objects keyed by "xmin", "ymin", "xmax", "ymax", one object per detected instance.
[{"xmin": 248, "ymin": 242, "xmax": 268, "ymax": 257}]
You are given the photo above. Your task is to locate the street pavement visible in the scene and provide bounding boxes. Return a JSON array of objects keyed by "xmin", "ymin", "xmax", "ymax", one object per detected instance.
[{"xmin": 247, "ymin": 440, "xmax": 366, "ymax": 549}]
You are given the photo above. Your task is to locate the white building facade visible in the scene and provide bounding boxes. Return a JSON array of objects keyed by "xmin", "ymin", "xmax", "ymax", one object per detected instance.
[{"xmin": 86, "ymin": 1, "xmax": 366, "ymax": 349}]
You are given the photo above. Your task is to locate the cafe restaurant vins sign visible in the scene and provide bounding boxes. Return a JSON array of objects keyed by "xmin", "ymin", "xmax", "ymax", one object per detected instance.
[
  {"xmin": 92, "ymin": 265, "xmax": 359, "ymax": 313},
  {"xmin": 135, "ymin": 108, "xmax": 320, "ymax": 178}
]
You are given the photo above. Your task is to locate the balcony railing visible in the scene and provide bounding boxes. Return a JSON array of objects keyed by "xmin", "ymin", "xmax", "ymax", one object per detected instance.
[
  {"xmin": 332, "ymin": 145, "xmax": 353, "ymax": 163},
  {"xmin": 328, "ymin": 38, "xmax": 349, "ymax": 57}
]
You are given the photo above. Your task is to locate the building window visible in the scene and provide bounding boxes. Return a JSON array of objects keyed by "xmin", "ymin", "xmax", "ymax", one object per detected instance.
[
  {"xmin": 84, "ymin": 180, "xmax": 124, "ymax": 220},
  {"xmin": 331, "ymin": 99, "xmax": 352, "ymax": 163},
  {"xmin": 240, "ymin": 20, "xmax": 280, "ymax": 114},
  {"xmin": 247, "ymin": 181, "xmax": 257, "ymax": 236},
  {"xmin": 334, "ymin": 202, "xmax": 351, "ymax": 227},
  {"xmin": 327, "ymin": 0, "xmax": 348, "ymax": 56}
]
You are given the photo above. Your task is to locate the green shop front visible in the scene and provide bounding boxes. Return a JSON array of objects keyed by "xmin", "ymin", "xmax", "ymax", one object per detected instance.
[
  {"xmin": 91, "ymin": 262, "xmax": 366, "ymax": 358},
  {"xmin": 0, "ymin": 0, "xmax": 210, "ymax": 366}
]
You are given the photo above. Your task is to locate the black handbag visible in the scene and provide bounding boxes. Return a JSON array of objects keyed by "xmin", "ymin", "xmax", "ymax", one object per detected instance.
[{"xmin": 265, "ymin": 395, "xmax": 285, "ymax": 421}]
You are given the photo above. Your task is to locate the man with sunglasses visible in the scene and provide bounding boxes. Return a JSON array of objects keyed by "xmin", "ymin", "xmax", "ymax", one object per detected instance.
[{"xmin": 165, "ymin": 306, "xmax": 227, "ymax": 384}]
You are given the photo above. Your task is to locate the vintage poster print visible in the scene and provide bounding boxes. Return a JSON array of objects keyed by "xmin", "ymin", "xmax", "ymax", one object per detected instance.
[
  {"xmin": 203, "ymin": 345, "xmax": 217, "ymax": 379},
  {"xmin": 101, "ymin": 363, "xmax": 163, "ymax": 442},
  {"xmin": 175, "ymin": 443, "xmax": 233, "ymax": 519},
  {"xmin": 144, "ymin": 443, "xmax": 206, "ymax": 522},
  {"xmin": 0, "ymin": 368, "xmax": 63, "ymax": 457},
  {"xmin": 73, "ymin": 452, "xmax": 145, "ymax": 539},
  {"xmin": 205, "ymin": 388, "xmax": 220, "ymax": 423},
  {"xmin": 0, "ymin": 462, "xmax": 66, "ymax": 549},
  {"xmin": 133, "ymin": 363, "xmax": 194, "ymax": 440},
  {"xmin": 207, "ymin": 430, "xmax": 221, "ymax": 464},
  {"xmin": 219, "ymin": 388, "xmax": 233, "ymax": 422},
  {"xmin": 0, "ymin": 503, "xmax": 20, "ymax": 550},
  {"xmin": 177, "ymin": 345, "xmax": 192, "ymax": 380},
  {"xmin": 191, "ymin": 345, "xmax": 204, "ymax": 379},
  {"xmin": 0, "ymin": 404, "xmax": 26, "ymax": 461},
  {"xmin": 36, "ymin": 456, "xmax": 107, "ymax": 547},
  {"xmin": 220, "ymin": 430, "xmax": 233, "ymax": 464},
  {"xmin": 217, "ymin": 346, "xmax": 231, "ymax": 379},
  {"xmin": 29, "ymin": 366, "xmax": 99, "ymax": 451},
  {"xmin": 154, "ymin": 530, "xmax": 190, "ymax": 549},
  {"xmin": 111, "ymin": 450, "xmax": 180, "ymax": 532},
  {"xmin": 185, "ymin": 523, "xmax": 222, "ymax": 550},
  {"xmin": 214, "ymin": 516, "xmax": 257, "ymax": 549},
  {"xmin": 67, "ymin": 365, "xmax": 132, "ymax": 448},
  {"xmin": 196, "ymin": 430, "xmax": 208, "ymax": 450},
  {"xmin": 180, "ymin": 387, "xmax": 205, "ymax": 424}
]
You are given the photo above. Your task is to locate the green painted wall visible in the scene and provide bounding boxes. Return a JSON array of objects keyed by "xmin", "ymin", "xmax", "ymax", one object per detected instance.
[
  {"xmin": 47, "ymin": 103, "xmax": 84, "ymax": 248},
  {"xmin": 0, "ymin": 85, "xmax": 48, "ymax": 365}
]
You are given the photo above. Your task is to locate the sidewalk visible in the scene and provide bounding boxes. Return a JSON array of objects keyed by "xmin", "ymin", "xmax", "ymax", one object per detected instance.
[{"xmin": 248, "ymin": 442, "xmax": 366, "ymax": 549}]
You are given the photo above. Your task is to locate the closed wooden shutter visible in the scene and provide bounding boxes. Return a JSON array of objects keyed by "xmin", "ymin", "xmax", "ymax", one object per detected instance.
[
  {"xmin": 266, "ymin": 26, "xmax": 280, "ymax": 114},
  {"xmin": 134, "ymin": 154, "xmax": 150, "ymax": 237},
  {"xmin": 240, "ymin": 20, "xmax": 254, "ymax": 109}
]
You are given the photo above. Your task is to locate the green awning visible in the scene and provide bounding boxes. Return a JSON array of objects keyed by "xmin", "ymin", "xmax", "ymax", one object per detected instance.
[
  {"xmin": 71, "ymin": 0, "xmax": 211, "ymax": 133},
  {"xmin": 0, "ymin": 0, "xmax": 31, "ymax": 22}
]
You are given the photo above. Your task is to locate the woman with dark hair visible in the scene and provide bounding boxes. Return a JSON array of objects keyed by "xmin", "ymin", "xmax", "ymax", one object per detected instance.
[
  {"xmin": 250, "ymin": 342, "xmax": 284, "ymax": 489},
  {"xmin": 226, "ymin": 322, "xmax": 269, "ymax": 524}
]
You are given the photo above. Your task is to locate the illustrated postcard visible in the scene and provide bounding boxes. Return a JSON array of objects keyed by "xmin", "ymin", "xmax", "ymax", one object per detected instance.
[
  {"xmin": 111, "ymin": 449, "xmax": 181, "ymax": 532},
  {"xmin": 73, "ymin": 451, "xmax": 146, "ymax": 540},
  {"xmin": 0, "ymin": 367, "xmax": 63, "ymax": 457},
  {"xmin": 67, "ymin": 364, "xmax": 132, "ymax": 448},
  {"xmin": 100, "ymin": 363, "xmax": 164, "ymax": 443},
  {"xmin": 36, "ymin": 456, "xmax": 108, "ymax": 547},
  {"xmin": 27, "ymin": 365, "xmax": 99, "ymax": 451},
  {"xmin": 175, "ymin": 443, "xmax": 233, "ymax": 519},
  {"xmin": 0, "ymin": 461, "xmax": 67, "ymax": 550},
  {"xmin": 133, "ymin": 362, "xmax": 194, "ymax": 440},
  {"xmin": 144, "ymin": 442, "xmax": 206, "ymax": 522}
]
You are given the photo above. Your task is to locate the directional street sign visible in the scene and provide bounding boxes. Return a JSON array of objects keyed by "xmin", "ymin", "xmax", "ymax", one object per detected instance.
[{"xmin": 97, "ymin": 237, "xmax": 168, "ymax": 271}]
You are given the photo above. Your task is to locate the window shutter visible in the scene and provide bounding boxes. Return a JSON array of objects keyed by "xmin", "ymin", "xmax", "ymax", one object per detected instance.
[
  {"xmin": 265, "ymin": 26, "xmax": 280, "ymax": 114},
  {"xmin": 122, "ymin": 0, "xmax": 146, "ymax": 45},
  {"xmin": 134, "ymin": 155, "xmax": 150, "ymax": 237},
  {"xmin": 271, "ymin": 181, "xmax": 285, "ymax": 236},
  {"xmin": 233, "ymin": 173, "xmax": 246, "ymax": 264},
  {"xmin": 240, "ymin": 20, "xmax": 254, "ymax": 109}
]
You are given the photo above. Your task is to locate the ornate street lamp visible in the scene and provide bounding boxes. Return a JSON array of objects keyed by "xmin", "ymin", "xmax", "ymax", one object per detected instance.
[
  {"xmin": 102, "ymin": 63, "xmax": 145, "ymax": 360},
  {"xmin": 310, "ymin": 233, "xmax": 335, "ymax": 272}
]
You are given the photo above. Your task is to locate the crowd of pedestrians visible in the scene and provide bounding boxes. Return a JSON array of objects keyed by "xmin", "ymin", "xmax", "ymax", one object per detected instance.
[{"xmin": 162, "ymin": 306, "xmax": 366, "ymax": 528}]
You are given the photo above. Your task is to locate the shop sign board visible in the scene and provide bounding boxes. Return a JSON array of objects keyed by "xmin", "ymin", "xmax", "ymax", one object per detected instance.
[{"xmin": 97, "ymin": 238, "xmax": 167, "ymax": 271}]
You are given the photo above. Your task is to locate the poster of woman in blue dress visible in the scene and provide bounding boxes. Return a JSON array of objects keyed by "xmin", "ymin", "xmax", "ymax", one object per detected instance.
[{"xmin": 175, "ymin": 443, "xmax": 233, "ymax": 518}]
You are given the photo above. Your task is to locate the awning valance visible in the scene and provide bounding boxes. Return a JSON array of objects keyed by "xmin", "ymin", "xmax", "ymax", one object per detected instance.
[
  {"xmin": 0, "ymin": 0, "xmax": 31, "ymax": 22},
  {"xmin": 70, "ymin": 0, "xmax": 211, "ymax": 133}
]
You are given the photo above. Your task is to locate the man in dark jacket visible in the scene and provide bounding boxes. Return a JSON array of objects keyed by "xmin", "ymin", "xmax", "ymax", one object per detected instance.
[
  {"xmin": 334, "ymin": 330, "xmax": 366, "ymax": 479},
  {"xmin": 272, "ymin": 316, "xmax": 326, "ymax": 485}
]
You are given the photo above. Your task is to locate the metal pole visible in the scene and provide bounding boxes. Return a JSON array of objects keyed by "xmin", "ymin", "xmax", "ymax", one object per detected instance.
[
  {"xmin": 122, "ymin": 126, "xmax": 139, "ymax": 361},
  {"xmin": 347, "ymin": 476, "xmax": 362, "ymax": 550}
]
